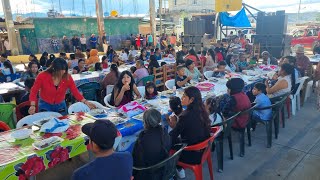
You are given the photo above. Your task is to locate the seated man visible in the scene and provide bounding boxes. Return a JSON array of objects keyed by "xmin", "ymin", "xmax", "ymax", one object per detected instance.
[
  {"xmin": 175, "ymin": 65, "xmax": 192, "ymax": 88},
  {"xmin": 72, "ymin": 120, "xmax": 133, "ymax": 180}
]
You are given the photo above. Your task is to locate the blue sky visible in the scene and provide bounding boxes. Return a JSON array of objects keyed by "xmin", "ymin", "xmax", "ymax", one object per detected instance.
[{"xmin": 0, "ymin": 0, "xmax": 319, "ymax": 17}]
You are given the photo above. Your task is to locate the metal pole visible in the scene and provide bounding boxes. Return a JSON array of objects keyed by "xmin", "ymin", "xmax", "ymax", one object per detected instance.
[
  {"xmin": 2, "ymin": 0, "xmax": 19, "ymax": 55},
  {"xmin": 159, "ymin": 0, "xmax": 163, "ymax": 35},
  {"xmin": 95, "ymin": 0, "xmax": 105, "ymax": 49},
  {"xmin": 149, "ymin": 0, "xmax": 156, "ymax": 46},
  {"xmin": 297, "ymin": 0, "xmax": 302, "ymax": 23}
]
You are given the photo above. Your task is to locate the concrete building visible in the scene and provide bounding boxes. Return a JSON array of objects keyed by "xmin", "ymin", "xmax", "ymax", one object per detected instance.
[{"xmin": 168, "ymin": 0, "xmax": 215, "ymax": 13}]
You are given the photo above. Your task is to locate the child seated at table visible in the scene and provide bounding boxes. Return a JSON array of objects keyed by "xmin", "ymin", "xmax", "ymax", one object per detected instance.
[
  {"xmin": 236, "ymin": 53, "xmax": 250, "ymax": 72},
  {"xmin": 167, "ymin": 96, "xmax": 183, "ymax": 132},
  {"xmin": 101, "ymin": 56, "xmax": 108, "ymax": 69},
  {"xmin": 251, "ymin": 83, "xmax": 272, "ymax": 130},
  {"xmin": 94, "ymin": 62, "xmax": 102, "ymax": 71},
  {"xmin": 132, "ymin": 109, "xmax": 171, "ymax": 180},
  {"xmin": 145, "ymin": 81, "xmax": 158, "ymax": 99},
  {"xmin": 20, "ymin": 78, "xmax": 35, "ymax": 118},
  {"xmin": 213, "ymin": 61, "xmax": 231, "ymax": 78},
  {"xmin": 175, "ymin": 65, "xmax": 192, "ymax": 88},
  {"xmin": 223, "ymin": 78, "xmax": 251, "ymax": 129},
  {"xmin": 73, "ymin": 120, "xmax": 133, "ymax": 180},
  {"xmin": 205, "ymin": 97, "xmax": 223, "ymax": 127}
]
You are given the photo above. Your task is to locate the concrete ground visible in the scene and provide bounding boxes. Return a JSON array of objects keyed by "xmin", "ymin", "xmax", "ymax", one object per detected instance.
[{"xmin": 36, "ymin": 93, "xmax": 320, "ymax": 180}]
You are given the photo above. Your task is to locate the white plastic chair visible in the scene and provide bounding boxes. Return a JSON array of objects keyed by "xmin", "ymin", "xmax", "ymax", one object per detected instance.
[
  {"xmin": 290, "ymin": 76, "xmax": 308, "ymax": 116},
  {"xmin": 305, "ymin": 80, "xmax": 316, "ymax": 102},
  {"xmin": 88, "ymin": 101, "xmax": 109, "ymax": 110},
  {"xmin": 137, "ymin": 86, "xmax": 145, "ymax": 98},
  {"xmin": 104, "ymin": 94, "xmax": 116, "ymax": 108},
  {"xmin": 204, "ymin": 71, "xmax": 214, "ymax": 80},
  {"xmin": 68, "ymin": 102, "xmax": 90, "ymax": 114},
  {"xmin": 16, "ymin": 112, "xmax": 61, "ymax": 128},
  {"xmin": 106, "ymin": 85, "xmax": 114, "ymax": 95},
  {"xmin": 165, "ymin": 79, "xmax": 175, "ymax": 90}
]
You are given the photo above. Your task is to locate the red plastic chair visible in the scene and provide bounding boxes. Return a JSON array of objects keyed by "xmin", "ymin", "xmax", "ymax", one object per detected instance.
[
  {"xmin": 177, "ymin": 126, "xmax": 220, "ymax": 180},
  {"xmin": 16, "ymin": 101, "xmax": 38, "ymax": 121},
  {"xmin": 0, "ymin": 121, "xmax": 11, "ymax": 132}
]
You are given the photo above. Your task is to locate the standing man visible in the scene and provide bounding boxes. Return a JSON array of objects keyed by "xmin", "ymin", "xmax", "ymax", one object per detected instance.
[
  {"xmin": 89, "ymin": 34, "xmax": 97, "ymax": 49},
  {"xmin": 50, "ymin": 36, "xmax": 60, "ymax": 53},
  {"xmin": 102, "ymin": 32, "xmax": 108, "ymax": 53},
  {"xmin": 147, "ymin": 33, "xmax": 153, "ymax": 47},
  {"xmin": 62, "ymin": 36, "xmax": 70, "ymax": 53},
  {"xmin": 80, "ymin": 34, "xmax": 87, "ymax": 52},
  {"xmin": 295, "ymin": 45, "xmax": 311, "ymax": 77},
  {"xmin": 3, "ymin": 38, "xmax": 11, "ymax": 56},
  {"xmin": 160, "ymin": 33, "xmax": 167, "ymax": 51},
  {"xmin": 21, "ymin": 35, "xmax": 32, "ymax": 55},
  {"xmin": 71, "ymin": 35, "xmax": 80, "ymax": 52},
  {"xmin": 130, "ymin": 34, "xmax": 136, "ymax": 48}
]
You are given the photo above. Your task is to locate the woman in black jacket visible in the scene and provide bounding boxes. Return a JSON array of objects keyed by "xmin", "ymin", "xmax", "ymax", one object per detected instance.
[{"xmin": 132, "ymin": 109, "xmax": 171, "ymax": 180}]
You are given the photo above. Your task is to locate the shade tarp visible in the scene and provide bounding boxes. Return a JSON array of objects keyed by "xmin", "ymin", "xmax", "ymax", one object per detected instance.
[{"xmin": 220, "ymin": 8, "xmax": 251, "ymax": 27}]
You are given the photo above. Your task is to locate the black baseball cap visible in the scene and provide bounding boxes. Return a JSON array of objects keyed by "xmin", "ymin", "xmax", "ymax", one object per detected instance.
[{"xmin": 82, "ymin": 120, "xmax": 118, "ymax": 150}]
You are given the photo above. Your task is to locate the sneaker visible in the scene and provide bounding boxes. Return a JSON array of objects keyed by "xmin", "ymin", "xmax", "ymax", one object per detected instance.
[{"xmin": 176, "ymin": 168, "xmax": 185, "ymax": 179}]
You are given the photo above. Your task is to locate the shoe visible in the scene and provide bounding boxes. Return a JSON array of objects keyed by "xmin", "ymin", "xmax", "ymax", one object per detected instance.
[{"xmin": 176, "ymin": 168, "xmax": 185, "ymax": 179}]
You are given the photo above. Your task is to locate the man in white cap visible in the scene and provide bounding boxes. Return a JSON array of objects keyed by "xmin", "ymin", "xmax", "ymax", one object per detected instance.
[
  {"xmin": 261, "ymin": 51, "xmax": 278, "ymax": 65},
  {"xmin": 295, "ymin": 45, "xmax": 310, "ymax": 76}
]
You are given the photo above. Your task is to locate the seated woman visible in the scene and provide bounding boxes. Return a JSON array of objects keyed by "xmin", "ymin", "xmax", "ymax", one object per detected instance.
[
  {"xmin": 204, "ymin": 49, "xmax": 216, "ymax": 71},
  {"xmin": 20, "ymin": 61, "xmax": 39, "ymax": 81},
  {"xmin": 85, "ymin": 49, "xmax": 99, "ymax": 68},
  {"xmin": 100, "ymin": 64, "xmax": 120, "ymax": 96},
  {"xmin": 225, "ymin": 54, "xmax": 238, "ymax": 72},
  {"xmin": 109, "ymin": 70, "xmax": 141, "ymax": 107},
  {"xmin": 1, "ymin": 61, "xmax": 15, "ymax": 75},
  {"xmin": 139, "ymin": 49, "xmax": 148, "ymax": 61},
  {"xmin": 133, "ymin": 60, "xmax": 149, "ymax": 86},
  {"xmin": 266, "ymin": 63, "xmax": 295, "ymax": 98},
  {"xmin": 154, "ymin": 48, "xmax": 162, "ymax": 61},
  {"xmin": 72, "ymin": 59, "xmax": 88, "ymax": 74},
  {"xmin": 185, "ymin": 49, "xmax": 200, "ymax": 66},
  {"xmin": 132, "ymin": 109, "xmax": 171, "ymax": 180},
  {"xmin": 112, "ymin": 55, "xmax": 121, "ymax": 67},
  {"xmin": 169, "ymin": 87, "xmax": 211, "ymax": 178},
  {"xmin": 212, "ymin": 61, "xmax": 230, "ymax": 78},
  {"xmin": 147, "ymin": 55, "xmax": 160, "ymax": 75},
  {"xmin": 184, "ymin": 59, "xmax": 202, "ymax": 82}
]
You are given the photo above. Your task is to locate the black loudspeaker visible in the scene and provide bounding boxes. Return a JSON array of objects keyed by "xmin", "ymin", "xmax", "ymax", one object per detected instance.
[
  {"xmin": 252, "ymin": 34, "xmax": 291, "ymax": 58},
  {"xmin": 256, "ymin": 11, "xmax": 287, "ymax": 35}
]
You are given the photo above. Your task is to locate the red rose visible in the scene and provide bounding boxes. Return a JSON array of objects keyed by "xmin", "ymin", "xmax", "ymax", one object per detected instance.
[
  {"xmin": 66, "ymin": 125, "xmax": 81, "ymax": 140},
  {"xmin": 48, "ymin": 146, "xmax": 70, "ymax": 168},
  {"xmin": 20, "ymin": 156, "xmax": 45, "ymax": 177}
]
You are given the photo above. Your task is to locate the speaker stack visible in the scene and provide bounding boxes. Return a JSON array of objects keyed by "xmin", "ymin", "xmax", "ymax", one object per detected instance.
[
  {"xmin": 253, "ymin": 10, "xmax": 290, "ymax": 58},
  {"xmin": 183, "ymin": 18, "xmax": 205, "ymax": 51}
]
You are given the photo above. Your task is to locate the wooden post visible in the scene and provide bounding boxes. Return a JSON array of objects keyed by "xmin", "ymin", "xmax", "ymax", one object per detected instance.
[
  {"xmin": 149, "ymin": 0, "xmax": 156, "ymax": 46},
  {"xmin": 95, "ymin": 0, "xmax": 105, "ymax": 50},
  {"xmin": 159, "ymin": 0, "xmax": 163, "ymax": 35},
  {"xmin": 2, "ymin": 0, "xmax": 19, "ymax": 55}
]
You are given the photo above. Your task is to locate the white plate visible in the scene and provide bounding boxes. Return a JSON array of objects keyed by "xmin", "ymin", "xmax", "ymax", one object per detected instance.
[
  {"xmin": 32, "ymin": 136, "xmax": 63, "ymax": 150},
  {"xmin": 11, "ymin": 129, "xmax": 33, "ymax": 140}
]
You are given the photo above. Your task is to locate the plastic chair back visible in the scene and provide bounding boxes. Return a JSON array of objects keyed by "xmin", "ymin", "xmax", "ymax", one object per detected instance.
[
  {"xmin": 204, "ymin": 71, "xmax": 214, "ymax": 80},
  {"xmin": 68, "ymin": 102, "xmax": 90, "ymax": 114},
  {"xmin": 77, "ymin": 82, "xmax": 100, "ymax": 101},
  {"xmin": 212, "ymin": 112, "xmax": 241, "ymax": 138},
  {"xmin": 165, "ymin": 79, "xmax": 175, "ymax": 90},
  {"xmin": 106, "ymin": 85, "xmax": 114, "ymax": 95},
  {"xmin": 88, "ymin": 101, "xmax": 109, "ymax": 110},
  {"xmin": 104, "ymin": 94, "xmax": 116, "ymax": 108},
  {"xmin": 137, "ymin": 75, "xmax": 155, "ymax": 86},
  {"xmin": 137, "ymin": 86, "xmax": 145, "ymax": 98},
  {"xmin": 133, "ymin": 143, "xmax": 187, "ymax": 180},
  {"xmin": 0, "ymin": 103, "xmax": 16, "ymax": 129},
  {"xmin": 0, "ymin": 121, "xmax": 11, "ymax": 132},
  {"xmin": 16, "ymin": 111, "xmax": 61, "ymax": 128},
  {"xmin": 16, "ymin": 101, "xmax": 38, "ymax": 121}
]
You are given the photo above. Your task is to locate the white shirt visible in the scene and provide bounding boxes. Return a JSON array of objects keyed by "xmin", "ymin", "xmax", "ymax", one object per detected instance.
[
  {"xmin": 120, "ymin": 53, "xmax": 129, "ymax": 61},
  {"xmin": 80, "ymin": 37, "xmax": 86, "ymax": 45},
  {"xmin": 4, "ymin": 40, "xmax": 10, "ymax": 50},
  {"xmin": 129, "ymin": 50, "xmax": 137, "ymax": 57}
]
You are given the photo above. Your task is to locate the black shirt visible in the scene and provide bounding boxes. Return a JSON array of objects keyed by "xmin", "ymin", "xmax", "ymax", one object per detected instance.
[{"xmin": 175, "ymin": 75, "xmax": 187, "ymax": 88}]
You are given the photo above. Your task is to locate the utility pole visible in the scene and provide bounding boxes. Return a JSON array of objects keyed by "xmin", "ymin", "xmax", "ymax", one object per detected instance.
[
  {"xmin": 95, "ymin": 0, "xmax": 105, "ymax": 50},
  {"xmin": 297, "ymin": 0, "xmax": 302, "ymax": 24},
  {"xmin": 159, "ymin": 0, "xmax": 163, "ymax": 35},
  {"xmin": 149, "ymin": 0, "xmax": 156, "ymax": 46},
  {"xmin": 2, "ymin": 0, "xmax": 19, "ymax": 55}
]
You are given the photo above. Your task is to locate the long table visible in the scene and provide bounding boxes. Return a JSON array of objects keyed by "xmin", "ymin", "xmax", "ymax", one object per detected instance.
[{"xmin": 0, "ymin": 112, "xmax": 143, "ymax": 180}]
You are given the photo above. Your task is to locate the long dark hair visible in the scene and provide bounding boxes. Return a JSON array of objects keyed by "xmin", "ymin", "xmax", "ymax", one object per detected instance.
[
  {"xmin": 107, "ymin": 45, "xmax": 113, "ymax": 56},
  {"xmin": 148, "ymin": 55, "xmax": 160, "ymax": 74},
  {"xmin": 46, "ymin": 58, "xmax": 68, "ymax": 79},
  {"xmin": 145, "ymin": 81, "xmax": 158, "ymax": 98},
  {"xmin": 139, "ymin": 49, "xmax": 146, "ymax": 60},
  {"xmin": 281, "ymin": 63, "xmax": 295, "ymax": 90},
  {"xmin": 184, "ymin": 86, "xmax": 211, "ymax": 128},
  {"xmin": 40, "ymin": 52, "xmax": 48, "ymax": 67},
  {"xmin": 208, "ymin": 49, "xmax": 215, "ymax": 63},
  {"xmin": 110, "ymin": 70, "xmax": 135, "ymax": 105},
  {"xmin": 110, "ymin": 64, "xmax": 119, "ymax": 78},
  {"xmin": 3, "ymin": 61, "xmax": 14, "ymax": 74},
  {"xmin": 205, "ymin": 97, "xmax": 222, "ymax": 124},
  {"xmin": 27, "ymin": 61, "xmax": 40, "ymax": 76},
  {"xmin": 169, "ymin": 96, "xmax": 183, "ymax": 115},
  {"xmin": 188, "ymin": 48, "xmax": 200, "ymax": 62},
  {"xmin": 225, "ymin": 54, "xmax": 233, "ymax": 67},
  {"xmin": 176, "ymin": 51, "xmax": 185, "ymax": 66}
]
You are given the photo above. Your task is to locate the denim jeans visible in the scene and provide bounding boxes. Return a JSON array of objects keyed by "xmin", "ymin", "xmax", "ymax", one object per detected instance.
[
  {"xmin": 39, "ymin": 98, "xmax": 67, "ymax": 115},
  {"xmin": 53, "ymin": 46, "xmax": 59, "ymax": 53}
]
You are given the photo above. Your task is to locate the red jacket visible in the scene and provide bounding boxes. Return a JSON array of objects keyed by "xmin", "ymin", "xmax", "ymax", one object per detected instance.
[
  {"xmin": 232, "ymin": 92, "xmax": 251, "ymax": 129},
  {"xmin": 30, "ymin": 72, "xmax": 84, "ymax": 104}
]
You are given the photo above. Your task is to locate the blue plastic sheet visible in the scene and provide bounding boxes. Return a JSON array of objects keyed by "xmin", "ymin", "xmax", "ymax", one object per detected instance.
[{"xmin": 220, "ymin": 8, "xmax": 251, "ymax": 27}]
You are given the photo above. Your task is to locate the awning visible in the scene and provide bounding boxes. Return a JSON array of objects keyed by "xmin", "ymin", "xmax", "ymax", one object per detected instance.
[{"xmin": 220, "ymin": 8, "xmax": 251, "ymax": 27}]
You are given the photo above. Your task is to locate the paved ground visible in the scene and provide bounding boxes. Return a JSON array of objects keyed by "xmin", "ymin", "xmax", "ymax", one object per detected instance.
[{"xmin": 36, "ymin": 93, "xmax": 320, "ymax": 180}]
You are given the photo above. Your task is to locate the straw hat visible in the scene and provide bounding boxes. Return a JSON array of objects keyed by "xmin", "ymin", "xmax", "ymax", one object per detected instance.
[{"xmin": 295, "ymin": 45, "xmax": 305, "ymax": 54}]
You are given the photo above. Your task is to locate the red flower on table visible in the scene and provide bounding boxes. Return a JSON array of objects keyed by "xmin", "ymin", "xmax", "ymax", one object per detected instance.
[
  {"xmin": 14, "ymin": 155, "xmax": 45, "ymax": 180},
  {"xmin": 46, "ymin": 146, "xmax": 71, "ymax": 168},
  {"xmin": 66, "ymin": 124, "xmax": 81, "ymax": 140},
  {"xmin": 43, "ymin": 132, "xmax": 62, "ymax": 139}
]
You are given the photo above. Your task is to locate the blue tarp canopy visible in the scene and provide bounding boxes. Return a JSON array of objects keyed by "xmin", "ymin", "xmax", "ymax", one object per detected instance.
[{"xmin": 220, "ymin": 8, "xmax": 251, "ymax": 27}]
